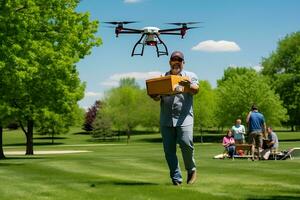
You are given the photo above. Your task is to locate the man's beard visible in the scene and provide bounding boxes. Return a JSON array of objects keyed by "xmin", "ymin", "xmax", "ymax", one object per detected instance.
[{"xmin": 171, "ymin": 64, "xmax": 182, "ymax": 75}]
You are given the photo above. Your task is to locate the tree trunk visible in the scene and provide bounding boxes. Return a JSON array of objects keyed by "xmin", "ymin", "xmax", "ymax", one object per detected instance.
[
  {"xmin": 126, "ymin": 129, "xmax": 131, "ymax": 144},
  {"xmin": 0, "ymin": 126, "xmax": 5, "ymax": 159},
  {"xmin": 52, "ymin": 132, "xmax": 54, "ymax": 144},
  {"xmin": 25, "ymin": 119, "xmax": 34, "ymax": 155},
  {"xmin": 200, "ymin": 126, "xmax": 203, "ymax": 143}
]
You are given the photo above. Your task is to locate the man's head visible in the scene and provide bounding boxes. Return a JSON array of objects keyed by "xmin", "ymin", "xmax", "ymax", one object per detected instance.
[
  {"xmin": 251, "ymin": 104, "xmax": 258, "ymax": 111},
  {"xmin": 267, "ymin": 126, "xmax": 273, "ymax": 134},
  {"xmin": 169, "ymin": 51, "xmax": 185, "ymax": 75}
]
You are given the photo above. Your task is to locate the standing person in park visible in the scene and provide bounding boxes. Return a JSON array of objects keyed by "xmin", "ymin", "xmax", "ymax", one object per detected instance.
[
  {"xmin": 231, "ymin": 118, "xmax": 246, "ymax": 144},
  {"xmin": 246, "ymin": 104, "xmax": 266, "ymax": 159},
  {"xmin": 150, "ymin": 51, "xmax": 199, "ymax": 186}
]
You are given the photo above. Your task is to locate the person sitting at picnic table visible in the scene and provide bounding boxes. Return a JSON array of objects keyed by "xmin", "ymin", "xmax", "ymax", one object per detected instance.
[
  {"xmin": 222, "ymin": 129, "xmax": 236, "ymax": 158},
  {"xmin": 261, "ymin": 126, "xmax": 279, "ymax": 160}
]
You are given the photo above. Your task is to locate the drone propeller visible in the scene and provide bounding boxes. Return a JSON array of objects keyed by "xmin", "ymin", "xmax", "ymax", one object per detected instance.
[
  {"xmin": 103, "ymin": 21, "xmax": 138, "ymax": 25},
  {"xmin": 166, "ymin": 22, "xmax": 203, "ymax": 26},
  {"xmin": 103, "ymin": 25, "xmax": 117, "ymax": 28},
  {"xmin": 159, "ymin": 26, "xmax": 201, "ymax": 33},
  {"xmin": 185, "ymin": 26, "xmax": 202, "ymax": 29}
]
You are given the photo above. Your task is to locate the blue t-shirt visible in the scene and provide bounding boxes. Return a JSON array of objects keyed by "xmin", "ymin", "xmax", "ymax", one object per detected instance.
[{"xmin": 248, "ymin": 111, "xmax": 265, "ymax": 133}]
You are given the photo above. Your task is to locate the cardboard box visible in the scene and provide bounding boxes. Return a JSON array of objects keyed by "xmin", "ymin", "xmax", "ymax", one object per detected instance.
[{"xmin": 146, "ymin": 75, "xmax": 191, "ymax": 95}]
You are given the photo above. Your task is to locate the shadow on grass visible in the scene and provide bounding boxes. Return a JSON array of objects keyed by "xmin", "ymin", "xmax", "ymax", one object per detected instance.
[
  {"xmin": 4, "ymin": 142, "xmax": 64, "ymax": 146},
  {"xmin": 74, "ymin": 131, "xmax": 91, "ymax": 135},
  {"xmin": 0, "ymin": 163, "xmax": 25, "ymax": 166},
  {"xmin": 0, "ymin": 156, "xmax": 47, "ymax": 165},
  {"xmin": 3, "ymin": 156, "xmax": 47, "ymax": 160},
  {"xmin": 88, "ymin": 180, "xmax": 158, "ymax": 187},
  {"xmin": 139, "ymin": 135, "xmax": 223, "ymax": 143},
  {"xmin": 247, "ymin": 195, "xmax": 300, "ymax": 200},
  {"xmin": 34, "ymin": 136, "xmax": 67, "ymax": 140}
]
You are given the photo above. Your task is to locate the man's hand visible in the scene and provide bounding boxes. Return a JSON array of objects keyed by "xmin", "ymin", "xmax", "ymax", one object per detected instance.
[
  {"xmin": 149, "ymin": 94, "xmax": 161, "ymax": 101},
  {"xmin": 179, "ymin": 79, "xmax": 191, "ymax": 87}
]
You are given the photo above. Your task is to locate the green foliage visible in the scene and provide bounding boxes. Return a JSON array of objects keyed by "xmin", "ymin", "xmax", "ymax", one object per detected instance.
[
  {"xmin": 36, "ymin": 109, "xmax": 69, "ymax": 135},
  {"xmin": 262, "ymin": 32, "xmax": 300, "ymax": 129},
  {"xmin": 0, "ymin": 0, "xmax": 101, "ymax": 152},
  {"xmin": 92, "ymin": 107, "xmax": 113, "ymax": 139},
  {"xmin": 194, "ymin": 80, "xmax": 217, "ymax": 129},
  {"xmin": 37, "ymin": 105, "xmax": 85, "ymax": 136},
  {"xmin": 95, "ymin": 78, "xmax": 159, "ymax": 140},
  {"xmin": 119, "ymin": 77, "xmax": 140, "ymax": 89},
  {"xmin": 216, "ymin": 67, "xmax": 288, "ymax": 127}
]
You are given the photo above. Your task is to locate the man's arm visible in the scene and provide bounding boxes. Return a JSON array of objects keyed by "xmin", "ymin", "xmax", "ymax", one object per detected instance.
[
  {"xmin": 189, "ymin": 84, "xmax": 199, "ymax": 94},
  {"xmin": 246, "ymin": 111, "xmax": 251, "ymax": 124}
]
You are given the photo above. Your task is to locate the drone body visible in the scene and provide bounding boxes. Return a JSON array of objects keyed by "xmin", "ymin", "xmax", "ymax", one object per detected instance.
[{"xmin": 104, "ymin": 21, "xmax": 201, "ymax": 57}]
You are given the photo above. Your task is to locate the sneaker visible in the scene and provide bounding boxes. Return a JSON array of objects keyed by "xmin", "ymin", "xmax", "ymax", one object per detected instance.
[
  {"xmin": 187, "ymin": 170, "xmax": 197, "ymax": 184},
  {"xmin": 172, "ymin": 180, "xmax": 182, "ymax": 186}
]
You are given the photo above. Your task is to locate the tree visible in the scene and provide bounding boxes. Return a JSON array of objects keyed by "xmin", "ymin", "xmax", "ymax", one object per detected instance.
[
  {"xmin": 103, "ymin": 85, "xmax": 142, "ymax": 142},
  {"xmin": 83, "ymin": 100, "xmax": 101, "ymax": 131},
  {"xmin": 0, "ymin": 0, "xmax": 101, "ymax": 154},
  {"xmin": 92, "ymin": 106, "xmax": 113, "ymax": 140},
  {"xmin": 98, "ymin": 78, "xmax": 159, "ymax": 142},
  {"xmin": 193, "ymin": 80, "xmax": 217, "ymax": 142},
  {"xmin": 36, "ymin": 106, "xmax": 84, "ymax": 144},
  {"xmin": 216, "ymin": 67, "xmax": 288, "ymax": 128},
  {"xmin": 138, "ymin": 89, "xmax": 160, "ymax": 130},
  {"xmin": 194, "ymin": 80, "xmax": 217, "ymax": 129},
  {"xmin": 262, "ymin": 32, "xmax": 300, "ymax": 130},
  {"xmin": 0, "ymin": 103, "xmax": 16, "ymax": 159}
]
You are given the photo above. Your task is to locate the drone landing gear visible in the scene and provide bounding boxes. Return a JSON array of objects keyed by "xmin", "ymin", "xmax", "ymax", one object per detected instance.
[{"xmin": 131, "ymin": 33, "xmax": 168, "ymax": 57}]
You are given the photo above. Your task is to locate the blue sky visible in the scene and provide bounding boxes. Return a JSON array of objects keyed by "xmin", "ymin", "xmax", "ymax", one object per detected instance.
[{"xmin": 76, "ymin": 0, "xmax": 300, "ymax": 109}]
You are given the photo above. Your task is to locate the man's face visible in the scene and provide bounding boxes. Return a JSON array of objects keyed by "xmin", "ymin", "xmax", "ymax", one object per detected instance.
[
  {"xmin": 267, "ymin": 127, "xmax": 272, "ymax": 134},
  {"xmin": 169, "ymin": 56, "xmax": 184, "ymax": 75}
]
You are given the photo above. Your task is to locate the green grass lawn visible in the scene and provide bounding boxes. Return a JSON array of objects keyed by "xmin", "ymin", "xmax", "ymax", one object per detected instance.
[{"xmin": 1, "ymin": 129, "xmax": 300, "ymax": 200}]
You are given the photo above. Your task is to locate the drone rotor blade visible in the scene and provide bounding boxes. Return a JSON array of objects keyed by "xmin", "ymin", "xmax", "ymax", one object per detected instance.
[
  {"xmin": 186, "ymin": 26, "xmax": 203, "ymax": 30},
  {"xmin": 103, "ymin": 21, "xmax": 138, "ymax": 25},
  {"xmin": 103, "ymin": 25, "xmax": 116, "ymax": 28},
  {"xmin": 166, "ymin": 22, "xmax": 203, "ymax": 26},
  {"xmin": 122, "ymin": 21, "xmax": 139, "ymax": 24}
]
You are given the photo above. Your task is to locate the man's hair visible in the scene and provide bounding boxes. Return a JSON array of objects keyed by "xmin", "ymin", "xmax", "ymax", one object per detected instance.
[{"xmin": 251, "ymin": 104, "xmax": 258, "ymax": 110}]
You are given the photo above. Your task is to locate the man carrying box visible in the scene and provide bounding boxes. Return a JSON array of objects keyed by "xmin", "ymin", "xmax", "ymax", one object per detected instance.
[{"xmin": 149, "ymin": 51, "xmax": 199, "ymax": 186}]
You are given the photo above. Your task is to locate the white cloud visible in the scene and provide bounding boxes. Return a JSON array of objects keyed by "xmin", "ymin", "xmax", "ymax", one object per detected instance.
[
  {"xmin": 101, "ymin": 71, "xmax": 163, "ymax": 87},
  {"xmin": 252, "ymin": 65, "xmax": 263, "ymax": 72},
  {"xmin": 85, "ymin": 91, "xmax": 103, "ymax": 97},
  {"xmin": 101, "ymin": 80, "xmax": 119, "ymax": 87},
  {"xmin": 124, "ymin": 0, "xmax": 142, "ymax": 3},
  {"xmin": 192, "ymin": 40, "xmax": 241, "ymax": 52}
]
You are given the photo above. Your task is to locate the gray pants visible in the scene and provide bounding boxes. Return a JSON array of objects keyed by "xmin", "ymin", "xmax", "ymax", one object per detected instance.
[{"xmin": 160, "ymin": 125, "xmax": 196, "ymax": 183}]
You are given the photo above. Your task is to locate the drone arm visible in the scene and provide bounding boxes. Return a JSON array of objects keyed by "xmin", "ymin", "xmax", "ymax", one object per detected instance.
[
  {"xmin": 121, "ymin": 27, "xmax": 143, "ymax": 32},
  {"xmin": 159, "ymin": 28, "xmax": 182, "ymax": 33},
  {"xmin": 118, "ymin": 31, "xmax": 142, "ymax": 34},
  {"xmin": 159, "ymin": 32, "xmax": 182, "ymax": 35}
]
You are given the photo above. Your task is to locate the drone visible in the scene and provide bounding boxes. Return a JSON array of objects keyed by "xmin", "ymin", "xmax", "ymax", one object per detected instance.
[{"xmin": 104, "ymin": 21, "xmax": 201, "ymax": 57}]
